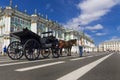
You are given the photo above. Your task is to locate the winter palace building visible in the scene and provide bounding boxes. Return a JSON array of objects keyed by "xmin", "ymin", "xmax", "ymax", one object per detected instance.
[
  {"xmin": 0, "ymin": 3, "xmax": 95, "ymax": 53},
  {"xmin": 98, "ymin": 40, "xmax": 120, "ymax": 52}
]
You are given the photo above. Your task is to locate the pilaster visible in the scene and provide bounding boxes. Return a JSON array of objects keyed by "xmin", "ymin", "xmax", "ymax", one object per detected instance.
[
  {"xmin": 4, "ymin": 6, "xmax": 13, "ymax": 34},
  {"xmin": 31, "ymin": 14, "xmax": 39, "ymax": 33},
  {"xmin": 62, "ymin": 33, "xmax": 64, "ymax": 40},
  {"xmin": 2, "ymin": 6, "xmax": 13, "ymax": 49}
]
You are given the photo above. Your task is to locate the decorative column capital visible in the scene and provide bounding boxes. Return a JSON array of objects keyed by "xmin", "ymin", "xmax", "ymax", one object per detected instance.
[
  {"xmin": 31, "ymin": 14, "xmax": 39, "ymax": 23},
  {"xmin": 4, "ymin": 7, "xmax": 13, "ymax": 17}
]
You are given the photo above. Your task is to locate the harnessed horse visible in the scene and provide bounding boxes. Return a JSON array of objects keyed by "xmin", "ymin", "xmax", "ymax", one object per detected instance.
[{"xmin": 59, "ymin": 39, "xmax": 77, "ymax": 56}]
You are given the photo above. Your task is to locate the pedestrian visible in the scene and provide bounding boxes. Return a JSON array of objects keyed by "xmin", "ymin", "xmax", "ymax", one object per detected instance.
[
  {"xmin": 3, "ymin": 46, "xmax": 7, "ymax": 56},
  {"xmin": 78, "ymin": 37, "xmax": 83, "ymax": 57}
]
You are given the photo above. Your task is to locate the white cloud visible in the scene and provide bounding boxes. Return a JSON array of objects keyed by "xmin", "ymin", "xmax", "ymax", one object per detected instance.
[
  {"xmin": 105, "ymin": 36, "xmax": 120, "ymax": 42},
  {"xmin": 91, "ymin": 31, "xmax": 97, "ymax": 33},
  {"xmin": 46, "ymin": 4, "xmax": 51, "ymax": 9},
  {"xmin": 85, "ymin": 24, "xmax": 103, "ymax": 31},
  {"xmin": 50, "ymin": 8, "xmax": 54, "ymax": 12},
  {"xmin": 85, "ymin": 33, "xmax": 92, "ymax": 38},
  {"xmin": 78, "ymin": 0, "xmax": 117, "ymax": 25},
  {"xmin": 96, "ymin": 33, "xmax": 106, "ymax": 36},
  {"xmin": 115, "ymin": 0, "xmax": 120, "ymax": 4},
  {"xmin": 64, "ymin": 0, "xmax": 120, "ymax": 29},
  {"xmin": 117, "ymin": 26, "xmax": 120, "ymax": 32},
  {"xmin": 110, "ymin": 36, "xmax": 120, "ymax": 40},
  {"xmin": 45, "ymin": 4, "xmax": 54, "ymax": 12}
]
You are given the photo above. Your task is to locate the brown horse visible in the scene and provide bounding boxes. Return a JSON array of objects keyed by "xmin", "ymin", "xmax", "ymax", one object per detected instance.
[{"xmin": 58, "ymin": 39, "xmax": 77, "ymax": 56}]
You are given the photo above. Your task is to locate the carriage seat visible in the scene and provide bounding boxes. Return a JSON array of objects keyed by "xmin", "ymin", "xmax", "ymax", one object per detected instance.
[
  {"xmin": 45, "ymin": 44, "xmax": 52, "ymax": 48},
  {"xmin": 40, "ymin": 38, "xmax": 52, "ymax": 48}
]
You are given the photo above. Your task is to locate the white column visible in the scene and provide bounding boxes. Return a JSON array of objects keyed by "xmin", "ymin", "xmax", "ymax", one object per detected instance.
[
  {"xmin": 2, "ymin": 16, "xmax": 11, "ymax": 49},
  {"xmin": 62, "ymin": 33, "xmax": 64, "ymax": 40},
  {"xmin": 46, "ymin": 27, "xmax": 48, "ymax": 32},
  {"xmin": 5, "ymin": 16, "xmax": 11, "ymax": 34},
  {"xmin": 6, "ymin": 38, "xmax": 10, "ymax": 47},
  {"xmin": 56, "ymin": 31, "xmax": 58, "ymax": 39},
  {"xmin": 53, "ymin": 30, "xmax": 55, "ymax": 36},
  {"xmin": 31, "ymin": 14, "xmax": 39, "ymax": 34},
  {"xmin": 31, "ymin": 23, "xmax": 37, "ymax": 33},
  {"xmin": 71, "ymin": 34, "xmax": 74, "ymax": 39},
  {"xmin": 0, "ymin": 27, "xmax": 1, "ymax": 35},
  {"xmin": 3, "ymin": 37, "xmax": 10, "ymax": 47}
]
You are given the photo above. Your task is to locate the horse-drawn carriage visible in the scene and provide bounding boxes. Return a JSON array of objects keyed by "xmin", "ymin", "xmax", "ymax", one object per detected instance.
[{"xmin": 7, "ymin": 28, "xmax": 59, "ymax": 60}]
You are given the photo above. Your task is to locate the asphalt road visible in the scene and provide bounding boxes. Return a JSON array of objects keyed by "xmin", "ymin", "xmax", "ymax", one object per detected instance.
[{"xmin": 0, "ymin": 52, "xmax": 119, "ymax": 80}]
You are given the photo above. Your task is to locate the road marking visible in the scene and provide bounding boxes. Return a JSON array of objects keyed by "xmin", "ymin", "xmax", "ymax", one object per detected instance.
[
  {"xmin": 0, "ymin": 60, "xmax": 15, "ymax": 63},
  {"xmin": 70, "ymin": 53, "xmax": 106, "ymax": 61},
  {"xmin": 0, "ymin": 58, "xmax": 10, "ymax": 60},
  {"xmin": 70, "ymin": 57, "xmax": 86, "ymax": 61},
  {"xmin": 0, "ymin": 53, "xmax": 107, "ymax": 66},
  {"xmin": 0, "ymin": 58, "xmax": 55, "ymax": 67},
  {"xmin": 15, "ymin": 61, "xmax": 65, "ymax": 72},
  {"xmin": 0, "ymin": 58, "xmax": 16, "ymax": 63},
  {"xmin": 57, "ymin": 53, "xmax": 113, "ymax": 80},
  {"xmin": 0, "ymin": 55, "xmax": 75, "ymax": 67}
]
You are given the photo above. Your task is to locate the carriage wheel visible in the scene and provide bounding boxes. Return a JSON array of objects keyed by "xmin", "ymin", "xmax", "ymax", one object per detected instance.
[
  {"xmin": 7, "ymin": 41, "xmax": 24, "ymax": 60},
  {"xmin": 24, "ymin": 39, "xmax": 40, "ymax": 60},
  {"xmin": 41, "ymin": 48, "xmax": 50, "ymax": 58},
  {"xmin": 52, "ymin": 47, "xmax": 59, "ymax": 58}
]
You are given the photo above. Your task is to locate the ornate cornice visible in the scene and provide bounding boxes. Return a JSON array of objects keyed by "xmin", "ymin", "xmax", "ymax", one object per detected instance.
[
  {"xmin": 4, "ymin": 7, "xmax": 13, "ymax": 17},
  {"xmin": 4, "ymin": 36, "xmax": 10, "ymax": 39},
  {"xmin": 31, "ymin": 14, "xmax": 39, "ymax": 23},
  {"xmin": 13, "ymin": 10, "xmax": 31, "ymax": 21}
]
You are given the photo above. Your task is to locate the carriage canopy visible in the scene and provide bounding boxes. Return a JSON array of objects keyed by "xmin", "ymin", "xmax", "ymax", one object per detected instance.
[{"xmin": 10, "ymin": 28, "xmax": 41, "ymax": 43}]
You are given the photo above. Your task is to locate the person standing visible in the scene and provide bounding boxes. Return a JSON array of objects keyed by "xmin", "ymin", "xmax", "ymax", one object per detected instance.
[
  {"xmin": 78, "ymin": 37, "xmax": 83, "ymax": 57},
  {"xmin": 3, "ymin": 46, "xmax": 7, "ymax": 56}
]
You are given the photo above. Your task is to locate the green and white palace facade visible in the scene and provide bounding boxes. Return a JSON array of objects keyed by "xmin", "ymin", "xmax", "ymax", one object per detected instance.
[{"xmin": 0, "ymin": 5, "xmax": 95, "ymax": 53}]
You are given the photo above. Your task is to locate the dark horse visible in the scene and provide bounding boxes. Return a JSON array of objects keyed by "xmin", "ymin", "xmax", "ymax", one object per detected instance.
[{"xmin": 58, "ymin": 39, "xmax": 77, "ymax": 56}]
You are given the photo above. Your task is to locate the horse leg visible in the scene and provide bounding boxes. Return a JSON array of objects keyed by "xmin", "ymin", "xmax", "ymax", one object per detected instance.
[
  {"xmin": 67, "ymin": 47, "xmax": 72, "ymax": 56},
  {"xmin": 69, "ymin": 47, "xmax": 72, "ymax": 56},
  {"xmin": 67, "ymin": 48, "xmax": 70, "ymax": 56},
  {"xmin": 67, "ymin": 48, "xmax": 69, "ymax": 56},
  {"xmin": 60, "ymin": 48, "xmax": 62, "ymax": 56}
]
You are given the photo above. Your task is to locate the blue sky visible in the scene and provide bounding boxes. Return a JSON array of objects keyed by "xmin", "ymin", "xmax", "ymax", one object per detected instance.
[{"xmin": 0, "ymin": 0, "xmax": 120, "ymax": 45}]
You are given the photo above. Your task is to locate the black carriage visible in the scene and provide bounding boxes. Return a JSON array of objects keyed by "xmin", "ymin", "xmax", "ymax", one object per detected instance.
[{"xmin": 7, "ymin": 28, "xmax": 59, "ymax": 60}]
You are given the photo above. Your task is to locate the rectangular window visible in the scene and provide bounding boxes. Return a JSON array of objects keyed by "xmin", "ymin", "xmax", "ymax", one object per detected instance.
[
  {"xmin": 20, "ymin": 19, "xmax": 22, "ymax": 24},
  {"xmin": 15, "ymin": 18, "xmax": 17, "ymax": 22},
  {"xmin": 18, "ymin": 18, "xmax": 20, "ymax": 23},
  {"xmin": 23, "ymin": 21, "xmax": 24, "ymax": 24},
  {"xmin": 11, "ymin": 17, "xmax": 14, "ymax": 22}
]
